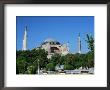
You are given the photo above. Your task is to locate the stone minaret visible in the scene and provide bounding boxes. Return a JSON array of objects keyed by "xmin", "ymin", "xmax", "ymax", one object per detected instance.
[
  {"xmin": 22, "ymin": 26, "xmax": 27, "ymax": 50},
  {"xmin": 66, "ymin": 41, "xmax": 69, "ymax": 52},
  {"xmin": 78, "ymin": 33, "xmax": 81, "ymax": 54}
]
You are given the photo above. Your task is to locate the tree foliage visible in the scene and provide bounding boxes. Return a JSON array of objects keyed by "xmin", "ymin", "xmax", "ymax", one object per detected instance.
[
  {"xmin": 16, "ymin": 49, "xmax": 48, "ymax": 74},
  {"xmin": 86, "ymin": 34, "xmax": 94, "ymax": 53},
  {"xmin": 46, "ymin": 63, "xmax": 55, "ymax": 71}
]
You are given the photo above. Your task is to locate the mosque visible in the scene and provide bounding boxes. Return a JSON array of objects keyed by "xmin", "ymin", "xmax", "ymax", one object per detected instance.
[
  {"xmin": 22, "ymin": 26, "xmax": 81, "ymax": 58},
  {"xmin": 37, "ymin": 38, "xmax": 69, "ymax": 58}
]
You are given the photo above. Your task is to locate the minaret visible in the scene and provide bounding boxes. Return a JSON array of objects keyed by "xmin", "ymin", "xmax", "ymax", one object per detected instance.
[
  {"xmin": 78, "ymin": 33, "xmax": 81, "ymax": 54},
  {"xmin": 66, "ymin": 41, "xmax": 69, "ymax": 52},
  {"xmin": 22, "ymin": 26, "xmax": 27, "ymax": 50}
]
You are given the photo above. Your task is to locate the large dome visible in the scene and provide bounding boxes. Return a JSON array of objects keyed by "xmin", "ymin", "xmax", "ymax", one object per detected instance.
[
  {"xmin": 42, "ymin": 38, "xmax": 61, "ymax": 45},
  {"xmin": 44, "ymin": 38, "xmax": 56, "ymax": 42}
]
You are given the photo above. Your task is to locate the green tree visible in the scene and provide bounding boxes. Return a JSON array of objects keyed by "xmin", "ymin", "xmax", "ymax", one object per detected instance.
[
  {"xmin": 16, "ymin": 48, "xmax": 48, "ymax": 74},
  {"xmin": 85, "ymin": 34, "xmax": 94, "ymax": 68},
  {"xmin": 50, "ymin": 54, "xmax": 61, "ymax": 66},
  {"xmin": 86, "ymin": 34, "xmax": 94, "ymax": 53},
  {"xmin": 63, "ymin": 54, "xmax": 76, "ymax": 70},
  {"xmin": 16, "ymin": 57, "xmax": 27, "ymax": 74},
  {"xmin": 27, "ymin": 65, "xmax": 36, "ymax": 74},
  {"xmin": 46, "ymin": 63, "xmax": 55, "ymax": 71}
]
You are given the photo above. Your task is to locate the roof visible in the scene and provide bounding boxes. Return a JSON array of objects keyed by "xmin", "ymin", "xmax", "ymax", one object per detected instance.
[
  {"xmin": 42, "ymin": 38, "xmax": 61, "ymax": 45},
  {"xmin": 44, "ymin": 38, "xmax": 56, "ymax": 42}
]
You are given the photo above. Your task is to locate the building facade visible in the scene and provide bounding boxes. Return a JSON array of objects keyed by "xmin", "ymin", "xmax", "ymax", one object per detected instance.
[{"xmin": 37, "ymin": 38, "xmax": 69, "ymax": 58}]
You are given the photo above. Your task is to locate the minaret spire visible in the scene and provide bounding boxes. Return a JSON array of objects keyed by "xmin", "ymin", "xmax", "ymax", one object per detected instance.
[
  {"xmin": 22, "ymin": 26, "xmax": 27, "ymax": 50},
  {"xmin": 78, "ymin": 33, "xmax": 81, "ymax": 54}
]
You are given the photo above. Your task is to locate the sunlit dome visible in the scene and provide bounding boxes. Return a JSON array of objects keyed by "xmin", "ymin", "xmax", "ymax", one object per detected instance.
[
  {"xmin": 44, "ymin": 38, "xmax": 56, "ymax": 42},
  {"xmin": 42, "ymin": 38, "xmax": 61, "ymax": 45}
]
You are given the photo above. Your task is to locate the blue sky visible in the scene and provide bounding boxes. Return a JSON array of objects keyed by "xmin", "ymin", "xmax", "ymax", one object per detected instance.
[{"xmin": 16, "ymin": 16, "xmax": 94, "ymax": 53}]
